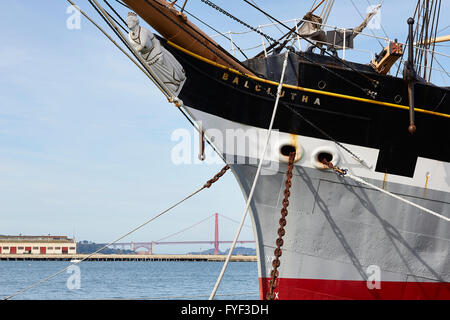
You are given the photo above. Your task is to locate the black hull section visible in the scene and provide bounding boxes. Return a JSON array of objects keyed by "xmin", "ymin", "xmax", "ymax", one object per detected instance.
[
  {"xmin": 163, "ymin": 40, "xmax": 450, "ymax": 178},
  {"xmin": 244, "ymin": 51, "xmax": 449, "ymax": 116}
]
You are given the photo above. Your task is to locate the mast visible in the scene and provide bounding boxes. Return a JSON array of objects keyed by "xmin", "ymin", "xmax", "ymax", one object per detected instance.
[
  {"xmin": 412, "ymin": 0, "xmax": 442, "ymax": 82},
  {"xmin": 416, "ymin": 34, "xmax": 450, "ymax": 45}
]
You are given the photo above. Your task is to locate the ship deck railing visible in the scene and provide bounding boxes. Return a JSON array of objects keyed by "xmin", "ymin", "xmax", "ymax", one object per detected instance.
[{"xmin": 209, "ymin": 17, "xmax": 450, "ymax": 84}]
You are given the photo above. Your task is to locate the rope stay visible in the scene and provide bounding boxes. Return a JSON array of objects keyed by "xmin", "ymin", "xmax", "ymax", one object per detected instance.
[
  {"xmin": 321, "ymin": 160, "xmax": 450, "ymax": 223},
  {"xmin": 49, "ymin": 1, "xmax": 447, "ymax": 303},
  {"xmin": 2, "ymin": 7, "xmax": 231, "ymax": 294},
  {"xmin": 172, "ymin": 2, "xmax": 249, "ymax": 59},
  {"xmin": 67, "ymin": 0, "xmax": 227, "ymax": 165},
  {"xmin": 155, "ymin": 214, "xmax": 215, "ymax": 242},
  {"xmin": 74, "ymin": 0, "xmax": 372, "ymax": 170},
  {"xmin": 209, "ymin": 49, "xmax": 291, "ymax": 300},
  {"xmin": 89, "ymin": 0, "xmax": 183, "ymax": 106},
  {"xmin": 199, "ymin": 0, "xmax": 379, "ymax": 97},
  {"xmin": 238, "ymin": 0, "xmax": 380, "ymax": 88}
]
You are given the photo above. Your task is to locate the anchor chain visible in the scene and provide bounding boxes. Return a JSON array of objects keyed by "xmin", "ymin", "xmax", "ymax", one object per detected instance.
[
  {"xmin": 203, "ymin": 165, "xmax": 230, "ymax": 188},
  {"xmin": 267, "ymin": 151, "xmax": 296, "ymax": 300},
  {"xmin": 320, "ymin": 158, "xmax": 348, "ymax": 176}
]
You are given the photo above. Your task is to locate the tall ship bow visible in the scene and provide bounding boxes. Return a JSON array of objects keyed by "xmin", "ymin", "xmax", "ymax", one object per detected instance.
[{"xmin": 91, "ymin": 0, "xmax": 450, "ymax": 299}]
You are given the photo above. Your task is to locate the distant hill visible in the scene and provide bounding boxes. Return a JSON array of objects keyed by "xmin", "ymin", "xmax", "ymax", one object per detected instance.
[
  {"xmin": 76, "ymin": 241, "xmax": 134, "ymax": 254},
  {"xmin": 188, "ymin": 246, "xmax": 256, "ymax": 256},
  {"xmin": 77, "ymin": 241, "xmax": 256, "ymax": 256}
]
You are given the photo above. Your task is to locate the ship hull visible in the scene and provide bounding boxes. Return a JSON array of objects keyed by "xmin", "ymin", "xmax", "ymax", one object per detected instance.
[
  {"xmin": 186, "ymin": 106, "xmax": 450, "ymax": 300},
  {"xmin": 158, "ymin": 36, "xmax": 450, "ymax": 299},
  {"xmin": 230, "ymin": 156, "xmax": 450, "ymax": 300}
]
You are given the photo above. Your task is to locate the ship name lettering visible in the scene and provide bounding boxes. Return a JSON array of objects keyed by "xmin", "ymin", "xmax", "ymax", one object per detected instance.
[{"xmin": 221, "ymin": 72, "xmax": 319, "ymax": 106}]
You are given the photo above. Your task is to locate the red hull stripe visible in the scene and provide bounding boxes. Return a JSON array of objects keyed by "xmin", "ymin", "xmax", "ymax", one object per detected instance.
[{"xmin": 260, "ymin": 277, "xmax": 450, "ymax": 300}]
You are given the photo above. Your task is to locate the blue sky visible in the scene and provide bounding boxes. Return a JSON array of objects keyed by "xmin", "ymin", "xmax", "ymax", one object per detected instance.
[{"xmin": 1, "ymin": 1, "xmax": 448, "ymax": 253}]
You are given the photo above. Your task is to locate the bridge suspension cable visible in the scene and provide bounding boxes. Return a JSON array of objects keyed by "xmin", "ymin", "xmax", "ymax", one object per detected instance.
[{"xmin": 156, "ymin": 214, "xmax": 215, "ymax": 242}]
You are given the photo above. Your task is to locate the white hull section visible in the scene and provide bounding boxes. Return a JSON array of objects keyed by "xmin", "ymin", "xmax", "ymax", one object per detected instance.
[
  {"xmin": 186, "ymin": 107, "xmax": 450, "ymax": 194},
  {"xmin": 184, "ymin": 106, "xmax": 450, "ymax": 299}
]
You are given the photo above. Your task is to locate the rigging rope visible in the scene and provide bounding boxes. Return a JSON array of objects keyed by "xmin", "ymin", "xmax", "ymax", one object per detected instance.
[
  {"xmin": 3, "ymin": 7, "xmax": 231, "ymax": 299},
  {"xmin": 365, "ymin": 0, "xmax": 390, "ymax": 44},
  {"xmin": 350, "ymin": 0, "xmax": 384, "ymax": 49},
  {"xmin": 348, "ymin": 173, "xmax": 450, "ymax": 222},
  {"xmin": 87, "ymin": 0, "xmax": 174, "ymax": 100},
  {"xmin": 322, "ymin": 160, "xmax": 450, "ymax": 223},
  {"xmin": 125, "ymin": 0, "xmax": 372, "ymax": 167},
  {"xmin": 66, "ymin": 0, "xmax": 154, "ymax": 89},
  {"xmin": 103, "ymin": 0, "xmax": 128, "ymax": 30},
  {"xmin": 167, "ymin": 39, "xmax": 371, "ymax": 169},
  {"xmin": 156, "ymin": 214, "xmax": 214, "ymax": 242},
  {"xmin": 3, "ymin": 165, "xmax": 230, "ymax": 300},
  {"xmin": 114, "ymin": 0, "xmax": 129, "ymax": 9},
  {"xmin": 147, "ymin": 0, "xmax": 252, "ymax": 72},
  {"xmin": 238, "ymin": 0, "xmax": 380, "ymax": 88},
  {"xmin": 89, "ymin": 0, "xmax": 374, "ymax": 169},
  {"xmin": 173, "ymin": 2, "xmax": 249, "ymax": 59},
  {"xmin": 68, "ymin": 0, "xmax": 227, "ymax": 163},
  {"xmin": 413, "ymin": 0, "xmax": 442, "ymax": 82},
  {"xmin": 280, "ymin": 102, "xmax": 371, "ymax": 168},
  {"xmin": 199, "ymin": 0, "xmax": 379, "ymax": 97},
  {"xmin": 209, "ymin": 49, "xmax": 291, "ymax": 300}
]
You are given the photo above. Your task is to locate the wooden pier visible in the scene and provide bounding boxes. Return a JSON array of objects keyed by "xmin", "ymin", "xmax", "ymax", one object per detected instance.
[{"xmin": 0, "ymin": 254, "xmax": 257, "ymax": 262}]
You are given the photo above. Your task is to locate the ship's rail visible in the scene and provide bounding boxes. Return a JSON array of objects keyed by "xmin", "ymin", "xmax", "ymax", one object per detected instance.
[{"xmin": 210, "ymin": 17, "xmax": 450, "ymax": 84}]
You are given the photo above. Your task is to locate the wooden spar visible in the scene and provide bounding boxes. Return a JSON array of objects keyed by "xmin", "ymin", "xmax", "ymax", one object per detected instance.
[
  {"xmin": 415, "ymin": 34, "xmax": 450, "ymax": 45},
  {"xmin": 122, "ymin": 0, "xmax": 255, "ymax": 75}
]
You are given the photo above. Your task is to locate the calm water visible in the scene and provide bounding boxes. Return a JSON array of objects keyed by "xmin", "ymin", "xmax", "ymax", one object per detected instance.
[{"xmin": 0, "ymin": 261, "xmax": 259, "ymax": 300}]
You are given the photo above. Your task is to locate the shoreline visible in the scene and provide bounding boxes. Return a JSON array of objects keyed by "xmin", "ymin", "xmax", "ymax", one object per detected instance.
[{"xmin": 0, "ymin": 254, "xmax": 257, "ymax": 262}]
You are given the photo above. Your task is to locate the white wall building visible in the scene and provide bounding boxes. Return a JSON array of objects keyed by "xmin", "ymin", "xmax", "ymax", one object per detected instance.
[{"xmin": 0, "ymin": 235, "xmax": 76, "ymax": 255}]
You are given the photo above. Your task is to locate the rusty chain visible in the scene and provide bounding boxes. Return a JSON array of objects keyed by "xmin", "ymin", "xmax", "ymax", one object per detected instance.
[
  {"xmin": 267, "ymin": 151, "xmax": 296, "ymax": 300},
  {"xmin": 320, "ymin": 158, "xmax": 348, "ymax": 176},
  {"xmin": 203, "ymin": 164, "xmax": 230, "ymax": 188}
]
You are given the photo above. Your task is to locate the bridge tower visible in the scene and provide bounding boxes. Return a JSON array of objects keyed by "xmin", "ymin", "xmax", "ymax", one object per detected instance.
[{"xmin": 214, "ymin": 213, "xmax": 219, "ymax": 255}]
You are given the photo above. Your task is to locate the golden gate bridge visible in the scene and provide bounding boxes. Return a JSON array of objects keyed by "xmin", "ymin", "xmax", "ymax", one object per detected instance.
[{"xmin": 101, "ymin": 213, "xmax": 254, "ymax": 254}]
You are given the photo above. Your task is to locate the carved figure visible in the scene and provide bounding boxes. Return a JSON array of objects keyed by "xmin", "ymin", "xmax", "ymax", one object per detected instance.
[{"xmin": 126, "ymin": 12, "xmax": 186, "ymax": 96}]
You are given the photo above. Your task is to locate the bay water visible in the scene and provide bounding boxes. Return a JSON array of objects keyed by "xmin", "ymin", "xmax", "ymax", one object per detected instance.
[{"xmin": 0, "ymin": 261, "xmax": 259, "ymax": 300}]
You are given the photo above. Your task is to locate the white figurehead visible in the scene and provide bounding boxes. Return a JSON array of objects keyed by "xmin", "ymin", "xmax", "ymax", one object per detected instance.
[
  {"xmin": 126, "ymin": 12, "xmax": 139, "ymax": 32},
  {"xmin": 127, "ymin": 12, "xmax": 186, "ymax": 96}
]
